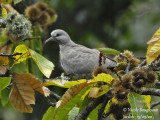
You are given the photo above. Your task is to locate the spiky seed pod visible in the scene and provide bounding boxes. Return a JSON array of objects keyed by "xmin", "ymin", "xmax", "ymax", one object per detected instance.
[
  {"xmin": 123, "ymin": 50, "xmax": 133, "ymax": 60},
  {"xmin": 112, "ymin": 80, "xmax": 122, "ymax": 88},
  {"xmin": 46, "ymin": 8, "xmax": 56, "ymax": 17},
  {"xmin": 114, "ymin": 87, "xmax": 129, "ymax": 101},
  {"xmin": 121, "ymin": 74, "xmax": 133, "ymax": 89},
  {"xmin": 114, "ymin": 54, "xmax": 128, "ymax": 63},
  {"xmin": 129, "ymin": 69, "xmax": 147, "ymax": 92},
  {"xmin": 4, "ymin": 12, "xmax": 32, "ymax": 43},
  {"xmin": 92, "ymin": 66, "xmax": 113, "ymax": 77},
  {"xmin": 130, "ymin": 58, "xmax": 140, "ymax": 70},
  {"xmin": 141, "ymin": 68, "xmax": 157, "ymax": 85},
  {"xmin": 109, "ymin": 102, "xmax": 130, "ymax": 120},
  {"xmin": 38, "ymin": 11, "xmax": 50, "ymax": 26},
  {"xmin": 115, "ymin": 62, "xmax": 128, "ymax": 71},
  {"xmin": 35, "ymin": 2, "xmax": 48, "ymax": 11},
  {"xmin": 146, "ymin": 70, "xmax": 157, "ymax": 85},
  {"xmin": 25, "ymin": 6, "xmax": 41, "ymax": 20}
]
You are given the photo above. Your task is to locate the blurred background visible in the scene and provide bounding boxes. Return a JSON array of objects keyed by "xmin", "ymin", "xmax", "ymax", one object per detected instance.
[{"xmin": 1, "ymin": 0, "xmax": 160, "ymax": 119}]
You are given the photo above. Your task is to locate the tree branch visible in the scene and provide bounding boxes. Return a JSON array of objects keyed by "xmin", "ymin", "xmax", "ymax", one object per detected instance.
[
  {"xmin": 151, "ymin": 100, "xmax": 160, "ymax": 109},
  {"xmin": 50, "ymin": 91, "xmax": 61, "ymax": 101},
  {"xmin": 0, "ymin": 53, "xmax": 22, "ymax": 57},
  {"xmin": 74, "ymin": 90, "xmax": 113, "ymax": 120},
  {"xmin": 142, "ymin": 88, "xmax": 160, "ymax": 96}
]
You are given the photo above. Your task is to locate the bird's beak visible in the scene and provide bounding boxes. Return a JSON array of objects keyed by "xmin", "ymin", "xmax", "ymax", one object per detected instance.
[{"xmin": 44, "ymin": 37, "xmax": 54, "ymax": 45}]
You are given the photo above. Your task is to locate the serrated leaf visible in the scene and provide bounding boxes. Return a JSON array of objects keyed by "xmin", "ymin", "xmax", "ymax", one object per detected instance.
[
  {"xmin": 89, "ymin": 85, "xmax": 111, "ymax": 98},
  {"xmin": 98, "ymin": 48, "xmax": 120, "ymax": 55},
  {"xmin": 43, "ymin": 79, "xmax": 87, "ymax": 88},
  {"xmin": 146, "ymin": 28, "xmax": 160, "ymax": 64},
  {"xmin": 57, "ymin": 83, "xmax": 93, "ymax": 108},
  {"xmin": 1, "ymin": 8, "xmax": 7, "ymax": 18},
  {"xmin": 1, "ymin": 0, "xmax": 13, "ymax": 4},
  {"xmin": 0, "ymin": 77, "xmax": 11, "ymax": 92},
  {"xmin": 43, "ymin": 73, "xmax": 113, "ymax": 89},
  {"xmin": 0, "ymin": 88, "xmax": 10, "ymax": 106},
  {"xmin": 42, "ymin": 106, "xmax": 55, "ymax": 120},
  {"xmin": 68, "ymin": 107, "xmax": 79, "ymax": 120},
  {"xmin": 20, "ymin": 73, "xmax": 50, "ymax": 97},
  {"xmin": 13, "ymin": 44, "xmax": 31, "ymax": 64},
  {"xmin": 29, "ymin": 49, "xmax": 54, "ymax": 78},
  {"xmin": 9, "ymin": 72, "xmax": 35, "ymax": 113},
  {"xmin": 128, "ymin": 92, "xmax": 154, "ymax": 120},
  {"xmin": 53, "ymin": 84, "xmax": 91, "ymax": 120},
  {"xmin": 92, "ymin": 73, "xmax": 113, "ymax": 84}
]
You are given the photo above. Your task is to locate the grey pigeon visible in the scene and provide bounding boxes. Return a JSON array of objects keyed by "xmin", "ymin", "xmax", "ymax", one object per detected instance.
[{"xmin": 45, "ymin": 29, "xmax": 117, "ymax": 78}]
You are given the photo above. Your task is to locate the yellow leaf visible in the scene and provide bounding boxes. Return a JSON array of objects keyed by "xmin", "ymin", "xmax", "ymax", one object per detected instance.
[
  {"xmin": 43, "ymin": 79, "xmax": 69, "ymax": 88},
  {"xmin": 1, "ymin": 8, "xmax": 7, "ymax": 18},
  {"xmin": 94, "ymin": 85, "xmax": 111, "ymax": 98},
  {"xmin": 92, "ymin": 73, "xmax": 113, "ymax": 84},
  {"xmin": 43, "ymin": 79, "xmax": 87, "ymax": 88},
  {"xmin": 20, "ymin": 73, "xmax": 50, "ymax": 97},
  {"xmin": 89, "ymin": 85, "xmax": 111, "ymax": 98},
  {"xmin": 142, "ymin": 95, "xmax": 151, "ymax": 109},
  {"xmin": 9, "ymin": 72, "xmax": 35, "ymax": 113},
  {"xmin": 13, "ymin": 44, "xmax": 31, "ymax": 64},
  {"xmin": 146, "ymin": 28, "xmax": 160, "ymax": 64},
  {"xmin": 29, "ymin": 49, "xmax": 54, "ymax": 78}
]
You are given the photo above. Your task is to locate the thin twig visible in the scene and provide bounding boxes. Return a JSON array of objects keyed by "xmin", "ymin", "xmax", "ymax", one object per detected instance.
[
  {"xmin": 151, "ymin": 100, "xmax": 160, "ymax": 109},
  {"xmin": 20, "ymin": 37, "xmax": 41, "ymax": 42},
  {"xmin": 138, "ymin": 59, "xmax": 146, "ymax": 68},
  {"xmin": 50, "ymin": 91, "xmax": 61, "ymax": 101},
  {"xmin": 156, "ymin": 82, "xmax": 160, "ymax": 86},
  {"xmin": 98, "ymin": 93, "xmax": 112, "ymax": 120},
  {"xmin": 2, "ymin": 40, "xmax": 12, "ymax": 47}
]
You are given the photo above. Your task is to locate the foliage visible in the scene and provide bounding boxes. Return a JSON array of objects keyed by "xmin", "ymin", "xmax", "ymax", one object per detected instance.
[{"xmin": 0, "ymin": 0, "xmax": 160, "ymax": 120}]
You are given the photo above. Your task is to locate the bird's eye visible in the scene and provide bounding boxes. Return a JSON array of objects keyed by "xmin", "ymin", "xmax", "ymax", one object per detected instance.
[{"xmin": 56, "ymin": 33, "xmax": 60, "ymax": 37}]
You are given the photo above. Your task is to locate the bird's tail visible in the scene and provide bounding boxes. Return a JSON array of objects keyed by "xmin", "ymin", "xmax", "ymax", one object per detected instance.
[{"xmin": 104, "ymin": 56, "xmax": 117, "ymax": 68}]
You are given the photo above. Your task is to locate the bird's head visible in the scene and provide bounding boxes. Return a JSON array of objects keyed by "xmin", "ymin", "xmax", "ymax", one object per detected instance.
[{"xmin": 45, "ymin": 29, "xmax": 71, "ymax": 45}]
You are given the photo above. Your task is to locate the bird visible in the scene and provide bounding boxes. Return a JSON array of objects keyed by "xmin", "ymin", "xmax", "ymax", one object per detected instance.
[{"xmin": 45, "ymin": 29, "xmax": 117, "ymax": 78}]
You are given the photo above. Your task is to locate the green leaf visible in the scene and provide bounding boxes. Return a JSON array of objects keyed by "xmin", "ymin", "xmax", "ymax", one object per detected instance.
[
  {"xmin": 42, "ymin": 106, "xmax": 55, "ymax": 120},
  {"xmin": 53, "ymin": 86, "xmax": 91, "ymax": 120},
  {"xmin": 29, "ymin": 49, "xmax": 54, "ymax": 78},
  {"xmin": 128, "ymin": 92, "xmax": 154, "ymax": 120},
  {"xmin": 0, "ymin": 77, "xmax": 11, "ymax": 92},
  {"xmin": 87, "ymin": 104, "xmax": 102, "ymax": 120},
  {"xmin": 98, "ymin": 48, "xmax": 120, "ymax": 55},
  {"xmin": 68, "ymin": 107, "xmax": 79, "ymax": 120},
  {"xmin": 13, "ymin": 44, "xmax": 31, "ymax": 64},
  {"xmin": 104, "ymin": 100, "xmax": 110, "ymax": 113},
  {"xmin": 1, "ymin": 0, "xmax": 13, "ymax": 4},
  {"xmin": 0, "ymin": 88, "xmax": 10, "ymax": 106}
]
